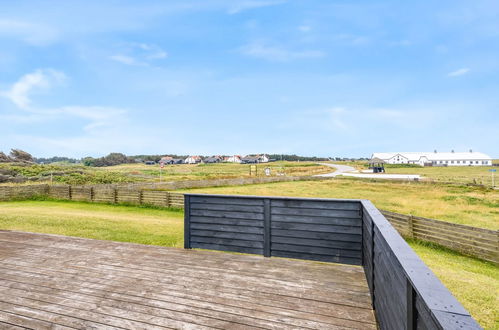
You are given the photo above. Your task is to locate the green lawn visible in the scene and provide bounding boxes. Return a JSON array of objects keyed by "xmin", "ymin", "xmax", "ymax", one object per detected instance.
[
  {"xmin": 180, "ymin": 178, "xmax": 499, "ymax": 230},
  {"xmin": 0, "ymin": 200, "xmax": 184, "ymax": 247},
  {"xmin": 0, "ymin": 200, "xmax": 496, "ymax": 328}
]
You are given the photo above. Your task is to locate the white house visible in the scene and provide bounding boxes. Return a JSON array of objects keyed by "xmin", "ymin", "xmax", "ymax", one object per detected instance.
[
  {"xmin": 371, "ymin": 151, "xmax": 492, "ymax": 167},
  {"xmin": 225, "ymin": 155, "xmax": 242, "ymax": 163},
  {"xmin": 259, "ymin": 154, "xmax": 270, "ymax": 163},
  {"xmin": 184, "ymin": 155, "xmax": 203, "ymax": 164}
]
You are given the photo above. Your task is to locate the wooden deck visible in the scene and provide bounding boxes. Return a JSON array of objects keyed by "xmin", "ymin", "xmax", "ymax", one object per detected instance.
[{"xmin": 0, "ymin": 231, "xmax": 376, "ymax": 329}]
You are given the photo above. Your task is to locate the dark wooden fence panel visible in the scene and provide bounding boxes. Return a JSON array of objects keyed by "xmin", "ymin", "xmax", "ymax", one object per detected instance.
[
  {"xmin": 184, "ymin": 194, "xmax": 363, "ymax": 265},
  {"xmin": 186, "ymin": 195, "xmax": 265, "ymax": 255},
  {"xmin": 361, "ymin": 201, "xmax": 480, "ymax": 330},
  {"xmin": 270, "ymin": 198, "xmax": 362, "ymax": 265}
]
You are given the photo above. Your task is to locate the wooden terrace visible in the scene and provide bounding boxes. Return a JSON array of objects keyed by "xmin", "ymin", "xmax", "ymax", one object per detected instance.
[{"xmin": 0, "ymin": 230, "xmax": 376, "ymax": 329}]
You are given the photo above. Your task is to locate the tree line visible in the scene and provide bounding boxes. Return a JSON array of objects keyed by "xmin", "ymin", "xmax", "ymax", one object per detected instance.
[{"xmin": 1, "ymin": 149, "xmax": 368, "ymax": 167}]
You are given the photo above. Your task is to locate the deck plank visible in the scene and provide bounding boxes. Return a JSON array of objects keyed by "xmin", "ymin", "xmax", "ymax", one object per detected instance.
[{"xmin": 0, "ymin": 230, "xmax": 375, "ymax": 329}]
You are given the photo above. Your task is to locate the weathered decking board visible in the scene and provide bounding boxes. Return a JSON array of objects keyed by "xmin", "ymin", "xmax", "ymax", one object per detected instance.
[{"xmin": 0, "ymin": 231, "xmax": 376, "ymax": 329}]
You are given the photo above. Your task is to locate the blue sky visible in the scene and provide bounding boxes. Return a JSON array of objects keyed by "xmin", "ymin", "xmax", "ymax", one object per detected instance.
[{"xmin": 0, "ymin": 0, "xmax": 498, "ymax": 158}]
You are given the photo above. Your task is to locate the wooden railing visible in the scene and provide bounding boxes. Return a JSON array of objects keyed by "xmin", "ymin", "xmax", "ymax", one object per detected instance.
[
  {"xmin": 184, "ymin": 194, "xmax": 363, "ymax": 265},
  {"xmin": 381, "ymin": 209, "xmax": 498, "ymax": 264},
  {"xmin": 183, "ymin": 194, "xmax": 481, "ymax": 329},
  {"xmin": 361, "ymin": 201, "xmax": 481, "ymax": 330}
]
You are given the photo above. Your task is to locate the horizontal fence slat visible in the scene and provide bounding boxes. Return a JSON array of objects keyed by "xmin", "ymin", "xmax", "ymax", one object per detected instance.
[
  {"xmin": 271, "ymin": 236, "xmax": 361, "ymax": 250},
  {"xmin": 271, "ymin": 199, "xmax": 361, "ymax": 211},
  {"xmin": 190, "ymin": 216, "xmax": 264, "ymax": 227},
  {"xmin": 271, "ymin": 222, "xmax": 362, "ymax": 235},
  {"xmin": 190, "ymin": 202, "xmax": 265, "ymax": 213},
  {"xmin": 272, "ymin": 229, "xmax": 362, "ymax": 242},
  {"xmin": 271, "ymin": 214, "xmax": 361, "ymax": 226},
  {"xmin": 190, "ymin": 236, "xmax": 264, "ymax": 249},
  {"xmin": 190, "ymin": 230, "xmax": 263, "ymax": 241},
  {"xmin": 190, "ymin": 223, "xmax": 264, "ymax": 234},
  {"xmin": 190, "ymin": 209, "xmax": 264, "ymax": 220},
  {"xmin": 271, "ymin": 207, "xmax": 360, "ymax": 219}
]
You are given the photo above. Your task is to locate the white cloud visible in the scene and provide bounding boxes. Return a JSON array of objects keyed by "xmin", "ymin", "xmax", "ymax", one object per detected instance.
[
  {"xmin": 1, "ymin": 69, "xmax": 128, "ymax": 134},
  {"xmin": 109, "ymin": 43, "xmax": 168, "ymax": 66},
  {"xmin": 1, "ymin": 69, "xmax": 66, "ymax": 109},
  {"xmin": 448, "ymin": 68, "xmax": 470, "ymax": 77},
  {"xmin": 109, "ymin": 54, "xmax": 142, "ymax": 66},
  {"xmin": 0, "ymin": 19, "xmax": 59, "ymax": 45},
  {"xmin": 227, "ymin": 1, "xmax": 286, "ymax": 14},
  {"xmin": 239, "ymin": 42, "xmax": 325, "ymax": 61}
]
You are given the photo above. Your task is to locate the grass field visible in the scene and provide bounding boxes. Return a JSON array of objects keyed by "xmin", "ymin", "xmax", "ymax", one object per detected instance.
[
  {"xmin": 0, "ymin": 200, "xmax": 184, "ymax": 247},
  {"xmin": 0, "ymin": 161, "xmax": 331, "ymax": 185},
  {"xmin": 0, "ymin": 200, "xmax": 496, "ymax": 328},
  {"xmin": 102, "ymin": 161, "xmax": 330, "ymax": 181},
  {"xmin": 180, "ymin": 178, "xmax": 499, "ymax": 230}
]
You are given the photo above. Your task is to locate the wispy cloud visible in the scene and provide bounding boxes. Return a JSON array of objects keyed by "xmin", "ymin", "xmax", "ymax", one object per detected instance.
[
  {"xmin": 1, "ymin": 69, "xmax": 128, "ymax": 133},
  {"xmin": 448, "ymin": 68, "xmax": 470, "ymax": 77},
  {"xmin": 1, "ymin": 69, "xmax": 66, "ymax": 109},
  {"xmin": 109, "ymin": 43, "xmax": 167, "ymax": 66},
  {"xmin": 239, "ymin": 42, "xmax": 325, "ymax": 61},
  {"xmin": 227, "ymin": 1, "xmax": 286, "ymax": 14},
  {"xmin": 109, "ymin": 54, "xmax": 143, "ymax": 66}
]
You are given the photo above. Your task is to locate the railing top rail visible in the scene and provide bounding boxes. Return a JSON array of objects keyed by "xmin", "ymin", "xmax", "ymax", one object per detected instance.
[
  {"xmin": 361, "ymin": 200, "xmax": 480, "ymax": 328},
  {"xmin": 184, "ymin": 193, "xmax": 363, "ymax": 203}
]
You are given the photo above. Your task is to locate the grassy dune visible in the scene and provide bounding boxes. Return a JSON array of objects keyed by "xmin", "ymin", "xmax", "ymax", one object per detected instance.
[
  {"xmin": 101, "ymin": 161, "xmax": 331, "ymax": 181},
  {"xmin": 0, "ymin": 161, "xmax": 331, "ymax": 185}
]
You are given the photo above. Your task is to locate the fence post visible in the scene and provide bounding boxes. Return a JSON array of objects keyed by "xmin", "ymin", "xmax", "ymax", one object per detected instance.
[
  {"xmin": 263, "ymin": 198, "xmax": 271, "ymax": 257},
  {"xmin": 113, "ymin": 188, "xmax": 117, "ymax": 204},
  {"xmin": 138, "ymin": 190, "xmax": 143, "ymax": 205},
  {"xmin": 184, "ymin": 195, "xmax": 191, "ymax": 249},
  {"xmin": 69, "ymin": 185, "xmax": 73, "ymax": 200},
  {"xmin": 406, "ymin": 280, "xmax": 416, "ymax": 330},
  {"xmin": 408, "ymin": 215, "xmax": 414, "ymax": 238},
  {"xmin": 371, "ymin": 217, "xmax": 376, "ymax": 309},
  {"xmin": 166, "ymin": 192, "xmax": 170, "ymax": 208},
  {"xmin": 90, "ymin": 187, "xmax": 94, "ymax": 202}
]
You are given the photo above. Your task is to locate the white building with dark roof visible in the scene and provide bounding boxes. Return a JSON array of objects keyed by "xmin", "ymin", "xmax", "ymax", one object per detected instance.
[{"xmin": 371, "ymin": 151, "xmax": 492, "ymax": 167}]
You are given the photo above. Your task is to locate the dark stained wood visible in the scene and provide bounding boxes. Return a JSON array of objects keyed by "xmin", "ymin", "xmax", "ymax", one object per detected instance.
[
  {"xmin": 0, "ymin": 231, "xmax": 376, "ymax": 329},
  {"xmin": 185, "ymin": 194, "xmax": 363, "ymax": 265},
  {"xmin": 361, "ymin": 200, "xmax": 481, "ymax": 330}
]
